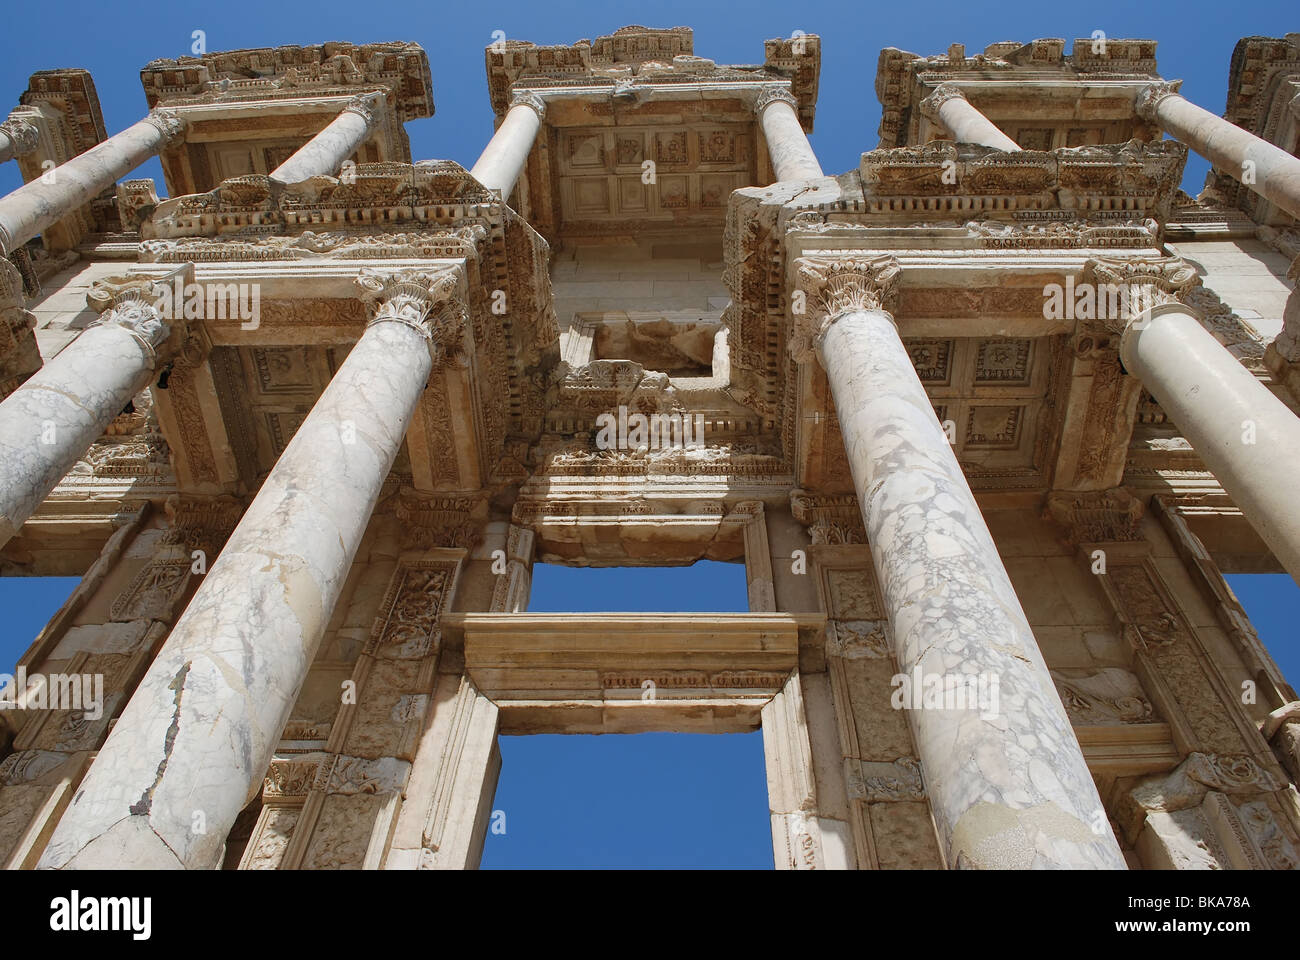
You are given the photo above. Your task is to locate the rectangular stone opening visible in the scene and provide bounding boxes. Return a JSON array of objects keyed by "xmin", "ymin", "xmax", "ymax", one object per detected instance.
[
  {"xmin": 526, "ymin": 560, "xmax": 749, "ymax": 613},
  {"xmin": 480, "ymin": 730, "xmax": 772, "ymax": 869}
]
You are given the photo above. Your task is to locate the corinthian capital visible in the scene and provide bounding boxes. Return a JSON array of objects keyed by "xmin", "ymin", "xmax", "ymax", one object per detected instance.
[
  {"xmin": 342, "ymin": 92, "xmax": 384, "ymax": 128},
  {"xmin": 919, "ymin": 83, "xmax": 967, "ymax": 123},
  {"xmin": 1081, "ymin": 255, "xmax": 1199, "ymax": 333},
  {"xmin": 143, "ymin": 108, "xmax": 186, "ymax": 148},
  {"xmin": 754, "ymin": 84, "xmax": 799, "ymax": 113},
  {"xmin": 508, "ymin": 91, "xmax": 547, "ymax": 120},
  {"xmin": 356, "ymin": 267, "xmax": 466, "ymax": 363},
  {"xmin": 86, "ymin": 275, "xmax": 175, "ymax": 360},
  {"xmin": 789, "ymin": 255, "xmax": 902, "ymax": 361},
  {"xmin": 1134, "ymin": 80, "xmax": 1183, "ymax": 124},
  {"xmin": 0, "ymin": 116, "xmax": 40, "ymax": 157}
]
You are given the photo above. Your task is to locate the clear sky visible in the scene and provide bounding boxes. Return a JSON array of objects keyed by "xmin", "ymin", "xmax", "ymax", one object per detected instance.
[{"xmin": 1, "ymin": 0, "xmax": 1297, "ymax": 869}]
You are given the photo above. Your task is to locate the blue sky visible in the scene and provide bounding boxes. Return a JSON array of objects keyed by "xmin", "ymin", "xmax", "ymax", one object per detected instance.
[{"xmin": 2, "ymin": 0, "xmax": 1297, "ymax": 869}]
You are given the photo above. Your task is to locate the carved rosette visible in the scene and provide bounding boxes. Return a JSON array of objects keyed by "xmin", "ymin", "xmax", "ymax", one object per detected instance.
[
  {"xmin": 1134, "ymin": 80, "xmax": 1183, "ymax": 124},
  {"xmin": 1081, "ymin": 256, "xmax": 1199, "ymax": 334},
  {"xmin": 919, "ymin": 82, "xmax": 967, "ymax": 123},
  {"xmin": 143, "ymin": 108, "xmax": 186, "ymax": 148},
  {"xmin": 790, "ymin": 255, "xmax": 902, "ymax": 361},
  {"xmin": 508, "ymin": 90, "xmax": 547, "ymax": 120},
  {"xmin": 754, "ymin": 84, "xmax": 799, "ymax": 114},
  {"xmin": 342, "ymin": 92, "xmax": 383, "ymax": 129},
  {"xmin": 85, "ymin": 275, "xmax": 175, "ymax": 362},
  {"xmin": 356, "ymin": 267, "xmax": 466, "ymax": 364},
  {"xmin": 0, "ymin": 116, "xmax": 39, "ymax": 157}
]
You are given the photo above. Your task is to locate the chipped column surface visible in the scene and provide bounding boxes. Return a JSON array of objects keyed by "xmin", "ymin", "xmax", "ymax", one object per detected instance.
[
  {"xmin": 269, "ymin": 94, "xmax": 381, "ymax": 185},
  {"xmin": 756, "ymin": 86, "xmax": 824, "ymax": 181},
  {"xmin": 0, "ymin": 281, "xmax": 169, "ymax": 548},
  {"xmin": 815, "ymin": 300, "xmax": 1125, "ymax": 869},
  {"xmin": 37, "ymin": 314, "xmax": 435, "ymax": 870},
  {"xmin": 0, "ymin": 110, "xmax": 183, "ymax": 257}
]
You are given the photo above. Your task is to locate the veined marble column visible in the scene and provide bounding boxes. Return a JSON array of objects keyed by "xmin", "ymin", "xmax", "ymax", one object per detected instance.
[
  {"xmin": 469, "ymin": 92, "xmax": 545, "ymax": 198},
  {"xmin": 0, "ymin": 109, "xmax": 184, "ymax": 257},
  {"xmin": 269, "ymin": 94, "xmax": 382, "ymax": 185},
  {"xmin": 1088, "ymin": 255, "xmax": 1300, "ymax": 583},
  {"xmin": 1137, "ymin": 81, "xmax": 1300, "ymax": 221},
  {"xmin": 38, "ymin": 268, "xmax": 465, "ymax": 870},
  {"xmin": 920, "ymin": 84, "xmax": 1021, "ymax": 152},
  {"xmin": 755, "ymin": 86, "xmax": 823, "ymax": 181},
  {"xmin": 0, "ymin": 272, "xmax": 184, "ymax": 548},
  {"xmin": 795, "ymin": 255, "xmax": 1125, "ymax": 869},
  {"xmin": 0, "ymin": 115, "xmax": 39, "ymax": 166}
]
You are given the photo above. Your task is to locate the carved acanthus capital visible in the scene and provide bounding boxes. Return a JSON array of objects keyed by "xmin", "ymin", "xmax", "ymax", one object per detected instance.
[
  {"xmin": 143, "ymin": 108, "xmax": 186, "ymax": 148},
  {"xmin": 85, "ymin": 274, "xmax": 175, "ymax": 360},
  {"xmin": 508, "ymin": 90, "xmax": 547, "ymax": 120},
  {"xmin": 342, "ymin": 92, "xmax": 384, "ymax": 129},
  {"xmin": 0, "ymin": 115, "xmax": 40, "ymax": 157},
  {"xmin": 790, "ymin": 255, "xmax": 901, "ymax": 361},
  {"xmin": 919, "ymin": 83, "xmax": 967, "ymax": 123},
  {"xmin": 1080, "ymin": 256, "xmax": 1200, "ymax": 334},
  {"xmin": 754, "ymin": 84, "xmax": 799, "ymax": 114},
  {"xmin": 1134, "ymin": 80, "xmax": 1183, "ymax": 124},
  {"xmin": 1044, "ymin": 488, "xmax": 1145, "ymax": 545},
  {"xmin": 356, "ymin": 267, "xmax": 466, "ymax": 364},
  {"xmin": 162, "ymin": 493, "xmax": 245, "ymax": 555}
]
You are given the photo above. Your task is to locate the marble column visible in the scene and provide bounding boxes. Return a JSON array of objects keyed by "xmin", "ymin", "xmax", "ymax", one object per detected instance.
[
  {"xmin": 0, "ymin": 115, "xmax": 39, "ymax": 166},
  {"xmin": 38, "ymin": 267, "xmax": 465, "ymax": 870},
  {"xmin": 0, "ymin": 109, "xmax": 184, "ymax": 257},
  {"xmin": 1137, "ymin": 81, "xmax": 1300, "ymax": 221},
  {"xmin": 755, "ymin": 86, "xmax": 824, "ymax": 181},
  {"xmin": 269, "ymin": 94, "xmax": 382, "ymax": 186},
  {"xmin": 469, "ymin": 92, "xmax": 545, "ymax": 198},
  {"xmin": 795, "ymin": 255, "xmax": 1125, "ymax": 869},
  {"xmin": 1093, "ymin": 256, "xmax": 1300, "ymax": 582},
  {"xmin": 0, "ymin": 272, "xmax": 185, "ymax": 549},
  {"xmin": 920, "ymin": 84, "xmax": 1021, "ymax": 152}
]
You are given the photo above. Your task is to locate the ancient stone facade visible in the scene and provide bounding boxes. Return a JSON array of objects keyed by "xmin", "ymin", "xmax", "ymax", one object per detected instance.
[{"xmin": 0, "ymin": 26, "xmax": 1298, "ymax": 869}]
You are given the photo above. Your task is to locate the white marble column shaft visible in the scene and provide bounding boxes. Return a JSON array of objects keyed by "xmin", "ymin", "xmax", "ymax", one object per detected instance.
[
  {"xmin": 269, "ymin": 95, "xmax": 381, "ymax": 185},
  {"xmin": 469, "ymin": 94, "xmax": 544, "ymax": 198},
  {"xmin": 1139, "ymin": 83, "xmax": 1300, "ymax": 221},
  {"xmin": 921, "ymin": 84, "xmax": 1021, "ymax": 152},
  {"xmin": 1121, "ymin": 302, "xmax": 1300, "ymax": 582},
  {"xmin": 802, "ymin": 259, "xmax": 1124, "ymax": 868},
  {"xmin": 0, "ymin": 110, "xmax": 183, "ymax": 257},
  {"xmin": 755, "ymin": 87, "xmax": 824, "ymax": 181},
  {"xmin": 0, "ymin": 279, "xmax": 172, "ymax": 548},
  {"xmin": 37, "ymin": 269, "xmax": 459, "ymax": 870}
]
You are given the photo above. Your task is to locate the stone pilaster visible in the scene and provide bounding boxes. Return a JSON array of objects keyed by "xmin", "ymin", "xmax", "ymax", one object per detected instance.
[
  {"xmin": 919, "ymin": 83, "xmax": 1021, "ymax": 152},
  {"xmin": 469, "ymin": 91, "xmax": 546, "ymax": 198},
  {"xmin": 795, "ymin": 254, "xmax": 1126, "ymax": 868},
  {"xmin": 1136, "ymin": 80, "xmax": 1300, "ymax": 221},
  {"xmin": 755, "ymin": 85, "xmax": 823, "ymax": 181},
  {"xmin": 1085, "ymin": 255, "xmax": 1300, "ymax": 582},
  {"xmin": 37, "ymin": 267, "xmax": 465, "ymax": 870},
  {"xmin": 0, "ymin": 109, "xmax": 184, "ymax": 257}
]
